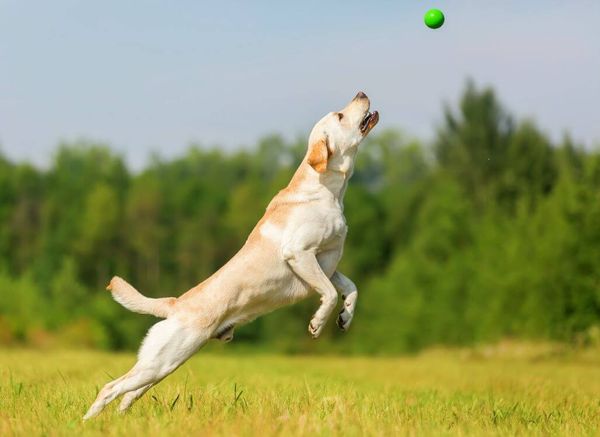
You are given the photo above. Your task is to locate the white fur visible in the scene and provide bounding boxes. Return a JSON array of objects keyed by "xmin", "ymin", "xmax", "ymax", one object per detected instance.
[{"xmin": 83, "ymin": 92, "xmax": 378, "ymax": 419}]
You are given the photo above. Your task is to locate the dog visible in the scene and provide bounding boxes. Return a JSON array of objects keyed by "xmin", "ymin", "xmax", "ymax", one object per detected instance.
[{"xmin": 83, "ymin": 92, "xmax": 379, "ymax": 419}]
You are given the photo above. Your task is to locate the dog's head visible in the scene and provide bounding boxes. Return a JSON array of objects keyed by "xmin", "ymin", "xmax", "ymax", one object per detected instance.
[{"xmin": 306, "ymin": 92, "xmax": 379, "ymax": 174}]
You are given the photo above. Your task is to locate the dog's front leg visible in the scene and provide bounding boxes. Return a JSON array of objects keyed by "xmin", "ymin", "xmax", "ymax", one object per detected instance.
[
  {"xmin": 285, "ymin": 250, "xmax": 338, "ymax": 338},
  {"xmin": 331, "ymin": 272, "xmax": 357, "ymax": 331}
]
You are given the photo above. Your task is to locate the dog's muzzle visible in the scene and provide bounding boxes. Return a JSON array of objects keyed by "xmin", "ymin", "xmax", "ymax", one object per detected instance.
[{"xmin": 360, "ymin": 110, "xmax": 379, "ymax": 134}]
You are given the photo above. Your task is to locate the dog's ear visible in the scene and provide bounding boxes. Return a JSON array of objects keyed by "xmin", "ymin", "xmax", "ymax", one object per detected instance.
[{"xmin": 307, "ymin": 136, "xmax": 330, "ymax": 173}]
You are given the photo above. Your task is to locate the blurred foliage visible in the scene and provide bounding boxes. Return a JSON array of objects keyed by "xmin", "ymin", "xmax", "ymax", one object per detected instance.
[{"xmin": 0, "ymin": 82, "xmax": 599, "ymax": 352}]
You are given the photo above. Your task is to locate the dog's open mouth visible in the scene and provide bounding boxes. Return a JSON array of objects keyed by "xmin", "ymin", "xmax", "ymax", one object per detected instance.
[{"xmin": 360, "ymin": 110, "xmax": 379, "ymax": 134}]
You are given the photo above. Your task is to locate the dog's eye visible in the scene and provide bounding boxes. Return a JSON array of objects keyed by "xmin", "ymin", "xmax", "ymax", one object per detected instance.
[{"xmin": 337, "ymin": 113, "xmax": 344, "ymax": 121}]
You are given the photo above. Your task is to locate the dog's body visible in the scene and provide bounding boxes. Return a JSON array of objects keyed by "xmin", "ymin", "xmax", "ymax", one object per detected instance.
[{"xmin": 83, "ymin": 92, "xmax": 379, "ymax": 419}]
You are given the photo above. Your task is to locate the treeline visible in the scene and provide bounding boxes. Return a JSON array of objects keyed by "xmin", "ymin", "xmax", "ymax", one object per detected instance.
[{"xmin": 1, "ymin": 82, "xmax": 599, "ymax": 353}]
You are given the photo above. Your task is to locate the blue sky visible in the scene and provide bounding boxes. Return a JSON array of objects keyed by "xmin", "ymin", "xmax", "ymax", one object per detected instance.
[{"xmin": 1, "ymin": 1, "xmax": 599, "ymax": 168}]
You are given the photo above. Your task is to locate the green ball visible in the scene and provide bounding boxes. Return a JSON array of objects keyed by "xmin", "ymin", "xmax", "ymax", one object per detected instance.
[{"xmin": 424, "ymin": 9, "xmax": 445, "ymax": 29}]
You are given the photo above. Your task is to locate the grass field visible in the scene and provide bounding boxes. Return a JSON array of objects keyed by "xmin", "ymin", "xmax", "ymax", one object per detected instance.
[{"xmin": 1, "ymin": 344, "xmax": 599, "ymax": 436}]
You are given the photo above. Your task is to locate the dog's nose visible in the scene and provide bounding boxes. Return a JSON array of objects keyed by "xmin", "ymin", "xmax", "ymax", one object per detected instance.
[{"xmin": 353, "ymin": 91, "xmax": 368, "ymax": 101}]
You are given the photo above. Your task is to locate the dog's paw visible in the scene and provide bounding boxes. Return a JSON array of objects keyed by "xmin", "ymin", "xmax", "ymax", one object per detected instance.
[
  {"xmin": 336, "ymin": 310, "xmax": 353, "ymax": 331},
  {"xmin": 214, "ymin": 326, "xmax": 234, "ymax": 343},
  {"xmin": 308, "ymin": 319, "xmax": 324, "ymax": 339}
]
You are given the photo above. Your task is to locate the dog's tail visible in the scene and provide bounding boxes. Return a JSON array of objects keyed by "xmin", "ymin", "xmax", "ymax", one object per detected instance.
[{"xmin": 106, "ymin": 276, "xmax": 176, "ymax": 318}]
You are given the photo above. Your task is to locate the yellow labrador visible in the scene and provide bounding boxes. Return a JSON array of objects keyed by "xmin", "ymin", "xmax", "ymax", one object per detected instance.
[{"xmin": 83, "ymin": 92, "xmax": 379, "ymax": 419}]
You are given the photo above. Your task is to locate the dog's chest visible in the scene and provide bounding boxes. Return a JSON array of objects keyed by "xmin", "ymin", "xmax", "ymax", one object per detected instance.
[
  {"xmin": 317, "ymin": 211, "xmax": 347, "ymax": 251},
  {"xmin": 262, "ymin": 197, "xmax": 348, "ymax": 257}
]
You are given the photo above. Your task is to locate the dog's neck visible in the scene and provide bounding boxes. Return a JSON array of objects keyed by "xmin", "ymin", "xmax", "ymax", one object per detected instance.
[
  {"xmin": 319, "ymin": 166, "xmax": 353, "ymax": 206},
  {"xmin": 286, "ymin": 159, "xmax": 355, "ymax": 207}
]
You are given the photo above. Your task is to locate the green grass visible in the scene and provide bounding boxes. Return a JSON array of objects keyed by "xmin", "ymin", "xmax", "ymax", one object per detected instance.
[{"xmin": 1, "ymin": 344, "xmax": 600, "ymax": 436}]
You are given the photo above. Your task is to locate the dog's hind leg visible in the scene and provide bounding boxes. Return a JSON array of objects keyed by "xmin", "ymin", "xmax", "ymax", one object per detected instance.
[
  {"xmin": 118, "ymin": 383, "xmax": 154, "ymax": 412},
  {"xmin": 213, "ymin": 324, "xmax": 234, "ymax": 342},
  {"xmin": 83, "ymin": 318, "xmax": 209, "ymax": 420}
]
